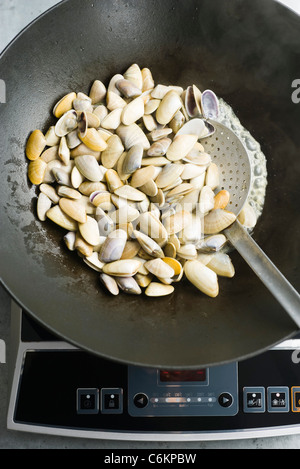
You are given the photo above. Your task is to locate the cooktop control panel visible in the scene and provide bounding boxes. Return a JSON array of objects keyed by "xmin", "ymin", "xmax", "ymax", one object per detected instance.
[{"xmin": 128, "ymin": 363, "xmax": 238, "ymax": 417}]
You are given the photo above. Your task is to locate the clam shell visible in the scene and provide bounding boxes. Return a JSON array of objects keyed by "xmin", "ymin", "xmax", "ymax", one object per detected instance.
[
  {"xmin": 26, "ymin": 130, "xmax": 47, "ymax": 161},
  {"xmin": 89, "ymin": 80, "xmax": 106, "ymax": 104},
  {"xmin": 156, "ymin": 90, "xmax": 182, "ymax": 125},
  {"xmin": 184, "ymin": 260, "xmax": 219, "ymax": 298},
  {"xmin": 115, "ymin": 276, "xmax": 142, "ymax": 295},
  {"xmin": 51, "ymin": 166, "xmax": 71, "ymax": 186},
  {"xmin": 201, "ymin": 89, "xmax": 219, "ymax": 120},
  {"xmin": 120, "ymin": 240, "xmax": 141, "ymax": 259},
  {"xmin": 165, "ymin": 183, "xmax": 194, "ymax": 202},
  {"xmin": 114, "ymin": 185, "xmax": 146, "ymax": 202},
  {"xmin": 206, "ymin": 252, "xmax": 235, "ymax": 278},
  {"xmin": 122, "ymin": 144, "xmax": 143, "ymax": 174},
  {"xmin": 205, "ymin": 163, "xmax": 220, "ymax": 190},
  {"xmin": 237, "ymin": 202, "xmax": 257, "ymax": 229},
  {"xmin": 116, "ymin": 123, "xmax": 150, "ymax": 150},
  {"xmin": 71, "ymin": 166, "xmax": 84, "ymax": 189},
  {"xmin": 185, "ymin": 85, "xmax": 203, "ymax": 118},
  {"xmin": 70, "ymin": 143, "xmax": 101, "ymax": 160},
  {"xmin": 40, "ymin": 183, "xmax": 60, "ymax": 204},
  {"xmin": 121, "ymin": 96, "xmax": 145, "ymax": 126},
  {"xmin": 79, "ymin": 181, "xmax": 107, "ymax": 196},
  {"xmin": 137, "ymin": 211, "xmax": 168, "ymax": 247},
  {"xmin": 116, "ymin": 78, "xmax": 142, "ymax": 98},
  {"xmin": 93, "ymin": 104, "xmax": 108, "ymax": 123},
  {"xmin": 142, "ymin": 114, "xmax": 157, "ymax": 132},
  {"xmin": 141, "ymin": 157, "xmax": 169, "ymax": 167},
  {"xmin": 101, "ymin": 108, "xmax": 123, "ymax": 130},
  {"xmin": 102, "ymin": 259, "xmax": 141, "ymax": 277},
  {"xmin": 46, "ymin": 205, "xmax": 78, "ymax": 231},
  {"xmin": 177, "ymin": 244, "xmax": 197, "ymax": 260},
  {"xmin": 73, "ymin": 97, "xmax": 93, "ymax": 113},
  {"xmin": 37, "ymin": 193, "xmax": 52, "ymax": 221},
  {"xmin": 181, "ymin": 164, "xmax": 206, "ymax": 180},
  {"xmin": 99, "ymin": 229, "xmax": 127, "ymax": 263},
  {"xmin": 53, "ymin": 92, "xmax": 76, "ymax": 118},
  {"xmin": 203, "ymin": 209, "xmax": 237, "ymax": 235},
  {"xmin": 95, "ymin": 207, "xmax": 114, "ymax": 236},
  {"xmin": 75, "ymin": 232, "xmax": 93, "ymax": 257},
  {"xmin": 101, "ymin": 135, "xmax": 124, "ymax": 169},
  {"xmin": 123, "ymin": 63, "xmax": 143, "ymax": 90},
  {"xmin": 135, "ymin": 273, "xmax": 153, "ymax": 288},
  {"xmin": 155, "ymin": 163, "xmax": 184, "ymax": 189},
  {"xmin": 169, "ymin": 111, "xmax": 185, "ymax": 134},
  {"xmin": 59, "ymin": 198, "xmax": 87, "ymax": 223},
  {"xmin": 79, "ymin": 215, "xmax": 101, "ymax": 246},
  {"xmin": 40, "ymin": 146, "xmax": 59, "ymax": 163},
  {"xmin": 166, "ymin": 134, "xmax": 198, "ymax": 162},
  {"xmin": 105, "ymin": 169, "xmax": 124, "ymax": 192},
  {"xmin": 79, "ymin": 128, "xmax": 108, "ymax": 152},
  {"xmin": 64, "ymin": 231, "xmax": 76, "ymax": 251},
  {"xmin": 75, "ymin": 155, "xmax": 105, "ymax": 182},
  {"xmin": 57, "ymin": 186, "xmax": 81, "ymax": 200},
  {"xmin": 28, "ymin": 158, "xmax": 47, "ymax": 185},
  {"xmin": 110, "ymin": 205, "xmax": 140, "ymax": 224},
  {"xmin": 197, "ymin": 234, "xmax": 227, "ymax": 253},
  {"xmin": 44, "ymin": 126, "xmax": 60, "ymax": 147},
  {"xmin": 83, "ymin": 252, "xmax": 105, "ymax": 272},
  {"xmin": 145, "ymin": 282, "xmax": 174, "ymax": 297},
  {"xmin": 148, "ymin": 128, "xmax": 172, "ymax": 142},
  {"xmin": 139, "ymin": 179, "xmax": 158, "ymax": 197},
  {"xmin": 58, "ymin": 136, "xmax": 70, "ymax": 165},
  {"xmin": 90, "ymin": 191, "xmax": 112, "ymax": 211},
  {"xmin": 133, "ymin": 230, "xmax": 164, "ymax": 258},
  {"xmin": 55, "ymin": 110, "xmax": 78, "ymax": 137},
  {"xmin": 199, "ymin": 186, "xmax": 215, "ymax": 214},
  {"xmin": 144, "ymin": 258, "xmax": 175, "ymax": 279},
  {"xmin": 178, "ymin": 214, "xmax": 202, "ymax": 245},
  {"xmin": 66, "ymin": 130, "xmax": 82, "ymax": 149},
  {"xmin": 163, "ymin": 210, "xmax": 192, "ymax": 235},
  {"xmin": 144, "ymin": 99, "xmax": 160, "ymax": 115},
  {"xmin": 100, "ymin": 273, "xmax": 119, "ymax": 296},
  {"xmin": 108, "ymin": 74, "xmax": 124, "ymax": 95},
  {"xmin": 214, "ymin": 190, "xmax": 230, "ymax": 210},
  {"xmin": 176, "ymin": 118, "xmax": 206, "ymax": 138},
  {"xmin": 130, "ymin": 165, "xmax": 156, "ymax": 188},
  {"xmin": 106, "ymin": 91, "xmax": 127, "ymax": 111},
  {"xmin": 141, "ymin": 67, "xmax": 155, "ymax": 92},
  {"xmin": 147, "ymin": 138, "xmax": 172, "ymax": 157}
]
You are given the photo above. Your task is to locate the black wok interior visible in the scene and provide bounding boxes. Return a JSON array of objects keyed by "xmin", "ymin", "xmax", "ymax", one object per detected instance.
[{"xmin": 0, "ymin": 0, "xmax": 299, "ymax": 368}]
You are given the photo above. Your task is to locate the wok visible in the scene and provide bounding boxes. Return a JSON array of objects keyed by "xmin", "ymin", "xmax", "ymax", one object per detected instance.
[{"xmin": 0, "ymin": 0, "xmax": 299, "ymax": 369}]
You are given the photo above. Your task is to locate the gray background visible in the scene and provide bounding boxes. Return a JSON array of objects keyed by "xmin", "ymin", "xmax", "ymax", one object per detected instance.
[{"xmin": 0, "ymin": 0, "xmax": 300, "ymax": 449}]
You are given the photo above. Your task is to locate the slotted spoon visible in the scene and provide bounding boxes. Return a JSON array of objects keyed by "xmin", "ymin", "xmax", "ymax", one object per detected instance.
[{"xmin": 203, "ymin": 120, "xmax": 300, "ymax": 327}]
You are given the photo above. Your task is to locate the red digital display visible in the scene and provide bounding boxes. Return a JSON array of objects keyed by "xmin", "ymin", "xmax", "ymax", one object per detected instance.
[{"xmin": 160, "ymin": 369, "xmax": 206, "ymax": 383}]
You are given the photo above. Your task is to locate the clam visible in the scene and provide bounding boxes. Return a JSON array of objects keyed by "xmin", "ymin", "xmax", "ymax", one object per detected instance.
[
  {"xmin": 108, "ymin": 74, "xmax": 124, "ymax": 96},
  {"xmin": 214, "ymin": 190, "xmax": 230, "ymax": 210},
  {"xmin": 95, "ymin": 207, "xmax": 114, "ymax": 236},
  {"xmin": 83, "ymin": 252, "xmax": 105, "ymax": 272},
  {"xmin": 100, "ymin": 273, "xmax": 120, "ymax": 296},
  {"xmin": 166, "ymin": 134, "xmax": 198, "ymax": 162},
  {"xmin": 73, "ymin": 95, "xmax": 93, "ymax": 113},
  {"xmin": 53, "ymin": 92, "xmax": 76, "ymax": 118},
  {"xmin": 66, "ymin": 130, "xmax": 82, "ymax": 149},
  {"xmin": 156, "ymin": 90, "xmax": 182, "ymax": 125},
  {"xmin": 110, "ymin": 206, "xmax": 140, "ymax": 224},
  {"xmin": 142, "ymin": 114, "xmax": 157, "ymax": 132},
  {"xmin": 163, "ymin": 210, "xmax": 192, "ymax": 235},
  {"xmin": 116, "ymin": 123, "xmax": 150, "ymax": 150},
  {"xmin": 237, "ymin": 202, "xmax": 257, "ymax": 229},
  {"xmin": 75, "ymin": 155, "xmax": 105, "ymax": 182},
  {"xmin": 28, "ymin": 158, "xmax": 47, "ymax": 185},
  {"xmin": 71, "ymin": 166, "xmax": 84, "ymax": 189},
  {"xmin": 50, "ymin": 165, "xmax": 71, "ymax": 186},
  {"xmin": 133, "ymin": 230, "xmax": 164, "ymax": 258},
  {"xmin": 203, "ymin": 209, "xmax": 237, "ymax": 235},
  {"xmin": 137, "ymin": 211, "xmax": 168, "ymax": 247},
  {"xmin": 75, "ymin": 232, "xmax": 93, "ymax": 257},
  {"xmin": 169, "ymin": 111, "xmax": 185, "ymax": 134},
  {"xmin": 130, "ymin": 165, "xmax": 156, "ymax": 188},
  {"xmin": 144, "ymin": 258, "xmax": 175, "ymax": 279},
  {"xmin": 59, "ymin": 198, "xmax": 87, "ymax": 223},
  {"xmin": 114, "ymin": 185, "xmax": 146, "ymax": 202},
  {"xmin": 40, "ymin": 146, "xmax": 59, "ymax": 164},
  {"xmin": 64, "ymin": 231, "xmax": 76, "ymax": 251},
  {"xmin": 162, "ymin": 257, "xmax": 183, "ymax": 282},
  {"xmin": 55, "ymin": 110, "xmax": 78, "ymax": 137},
  {"xmin": 147, "ymin": 138, "xmax": 172, "ymax": 157},
  {"xmin": 123, "ymin": 63, "xmax": 143, "ymax": 90},
  {"xmin": 181, "ymin": 164, "xmax": 206, "ymax": 180},
  {"xmin": 176, "ymin": 118, "xmax": 206, "ymax": 138},
  {"xmin": 101, "ymin": 134, "xmax": 124, "ymax": 169},
  {"xmin": 90, "ymin": 191, "xmax": 112, "ymax": 211},
  {"xmin": 165, "ymin": 183, "xmax": 194, "ymax": 202},
  {"xmin": 46, "ymin": 205, "xmax": 78, "ymax": 231},
  {"xmin": 102, "ymin": 259, "xmax": 141, "ymax": 277},
  {"xmin": 177, "ymin": 244, "xmax": 197, "ymax": 260},
  {"xmin": 93, "ymin": 104, "xmax": 109, "ymax": 123},
  {"xmin": 58, "ymin": 136, "xmax": 70, "ymax": 165},
  {"xmin": 79, "ymin": 215, "xmax": 101, "ymax": 246},
  {"xmin": 44, "ymin": 126, "xmax": 60, "ymax": 147},
  {"xmin": 151, "ymin": 84, "xmax": 171, "ymax": 99},
  {"xmin": 121, "ymin": 96, "xmax": 145, "ymax": 126},
  {"xmin": 201, "ymin": 89, "xmax": 219, "ymax": 120},
  {"xmin": 207, "ymin": 252, "xmax": 235, "ymax": 278},
  {"xmin": 26, "ymin": 130, "xmax": 47, "ymax": 161},
  {"xmin": 105, "ymin": 169, "xmax": 124, "ymax": 192},
  {"xmin": 79, "ymin": 128, "xmax": 108, "ymax": 152},
  {"xmin": 144, "ymin": 99, "xmax": 160, "ymax": 115},
  {"xmin": 139, "ymin": 179, "xmax": 158, "ymax": 197},
  {"xmin": 99, "ymin": 229, "xmax": 127, "ymax": 263},
  {"xmin": 85, "ymin": 111, "xmax": 101, "ymax": 129},
  {"xmin": 185, "ymin": 85, "xmax": 203, "ymax": 118},
  {"xmin": 57, "ymin": 186, "xmax": 82, "ymax": 200},
  {"xmin": 184, "ymin": 260, "xmax": 219, "ymax": 298},
  {"xmin": 116, "ymin": 79, "xmax": 142, "ymax": 98},
  {"xmin": 199, "ymin": 185, "xmax": 215, "ymax": 214},
  {"xmin": 141, "ymin": 67, "xmax": 155, "ymax": 92},
  {"xmin": 115, "ymin": 276, "xmax": 142, "ymax": 295},
  {"xmin": 101, "ymin": 108, "xmax": 123, "ymax": 130},
  {"xmin": 79, "ymin": 181, "xmax": 107, "ymax": 196},
  {"xmin": 155, "ymin": 163, "xmax": 184, "ymax": 189},
  {"xmin": 135, "ymin": 273, "xmax": 153, "ymax": 288},
  {"xmin": 178, "ymin": 214, "xmax": 202, "ymax": 245},
  {"xmin": 37, "ymin": 193, "xmax": 52, "ymax": 221},
  {"xmin": 205, "ymin": 163, "xmax": 220, "ymax": 190},
  {"xmin": 122, "ymin": 144, "xmax": 143, "ymax": 174},
  {"xmin": 197, "ymin": 234, "xmax": 227, "ymax": 253},
  {"xmin": 148, "ymin": 128, "xmax": 172, "ymax": 142},
  {"xmin": 145, "ymin": 282, "xmax": 174, "ymax": 297},
  {"xmin": 40, "ymin": 183, "xmax": 60, "ymax": 204},
  {"xmin": 141, "ymin": 157, "xmax": 169, "ymax": 167},
  {"xmin": 70, "ymin": 143, "xmax": 101, "ymax": 160},
  {"xmin": 89, "ymin": 80, "xmax": 106, "ymax": 104},
  {"xmin": 106, "ymin": 91, "xmax": 127, "ymax": 111}
]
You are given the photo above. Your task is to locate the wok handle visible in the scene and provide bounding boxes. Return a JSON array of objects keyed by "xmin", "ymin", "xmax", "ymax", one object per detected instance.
[{"xmin": 225, "ymin": 220, "xmax": 300, "ymax": 328}]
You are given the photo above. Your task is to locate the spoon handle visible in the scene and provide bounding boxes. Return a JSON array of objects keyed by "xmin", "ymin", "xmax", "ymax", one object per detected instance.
[{"xmin": 225, "ymin": 220, "xmax": 300, "ymax": 328}]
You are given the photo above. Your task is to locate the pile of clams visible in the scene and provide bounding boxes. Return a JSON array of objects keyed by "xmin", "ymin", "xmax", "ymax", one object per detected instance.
[{"xmin": 26, "ymin": 64, "xmax": 256, "ymax": 298}]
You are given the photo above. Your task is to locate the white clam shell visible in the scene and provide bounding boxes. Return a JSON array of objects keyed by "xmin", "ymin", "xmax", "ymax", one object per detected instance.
[
  {"xmin": 166, "ymin": 134, "xmax": 198, "ymax": 162},
  {"xmin": 79, "ymin": 216, "xmax": 101, "ymax": 246},
  {"xmin": 75, "ymin": 155, "xmax": 106, "ymax": 182},
  {"xmin": 184, "ymin": 260, "xmax": 219, "ymax": 298},
  {"xmin": 156, "ymin": 90, "xmax": 182, "ymax": 125}
]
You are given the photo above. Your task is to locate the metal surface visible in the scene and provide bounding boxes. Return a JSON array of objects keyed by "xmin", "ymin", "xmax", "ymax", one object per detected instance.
[{"xmin": 0, "ymin": 0, "xmax": 300, "ymax": 368}]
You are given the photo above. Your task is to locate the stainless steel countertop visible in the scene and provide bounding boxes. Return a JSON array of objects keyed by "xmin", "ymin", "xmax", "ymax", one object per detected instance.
[{"xmin": 0, "ymin": 0, "xmax": 300, "ymax": 449}]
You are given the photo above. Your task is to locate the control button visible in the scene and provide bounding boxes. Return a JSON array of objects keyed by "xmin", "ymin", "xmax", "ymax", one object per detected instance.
[
  {"xmin": 77, "ymin": 388, "xmax": 99, "ymax": 414},
  {"xmin": 267, "ymin": 387, "xmax": 289, "ymax": 413},
  {"xmin": 134, "ymin": 393, "xmax": 149, "ymax": 409},
  {"xmin": 291, "ymin": 387, "xmax": 300, "ymax": 412},
  {"xmin": 218, "ymin": 393, "xmax": 233, "ymax": 408},
  {"xmin": 243, "ymin": 387, "xmax": 265, "ymax": 413},
  {"xmin": 101, "ymin": 388, "xmax": 123, "ymax": 414}
]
